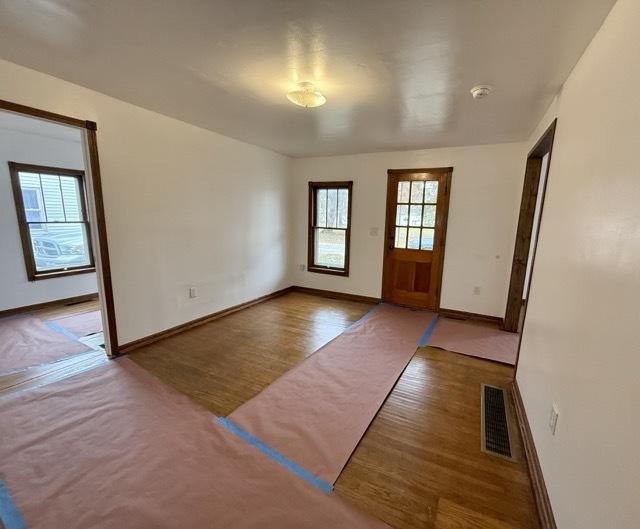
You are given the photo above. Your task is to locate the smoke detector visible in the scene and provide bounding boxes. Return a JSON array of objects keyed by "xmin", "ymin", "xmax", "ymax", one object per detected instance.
[{"xmin": 470, "ymin": 85, "xmax": 493, "ymax": 100}]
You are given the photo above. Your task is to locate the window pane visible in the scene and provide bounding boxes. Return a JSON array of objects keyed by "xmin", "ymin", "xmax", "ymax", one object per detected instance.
[
  {"xmin": 422, "ymin": 205, "xmax": 436, "ymax": 227},
  {"xmin": 396, "ymin": 205, "xmax": 408, "ymax": 226},
  {"xmin": 407, "ymin": 227, "xmax": 421, "ymax": 249},
  {"xmin": 326, "ymin": 188, "xmax": 338, "ymax": 228},
  {"xmin": 21, "ymin": 189, "xmax": 45, "ymax": 222},
  {"xmin": 40, "ymin": 174, "xmax": 66, "ymax": 221},
  {"xmin": 421, "ymin": 228, "xmax": 435, "ymax": 250},
  {"xmin": 316, "ymin": 188, "xmax": 327, "ymax": 227},
  {"xmin": 424, "ymin": 181, "xmax": 438, "ymax": 203},
  {"xmin": 314, "ymin": 228, "xmax": 345, "ymax": 268},
  {"xmin": 19, "ymin": 173, "xmax": 45, "ymax": 222},
  {"xmin": 60, "ymin": 176, "xmax": 83, "ymax": 221},
  {"xmin": 410, "ymin": 181, "xmax": 424, "ymax": 203},
  {"xmin": 29, "ymin": 223, "xmax": 91, "ymax": 271},
  {"xmin": 397, "ymin": 181, "xmax": 410, "ymax": 203},
  {"xmin": 409, "ymin": 205, "xmax": 422, "ymax": 226},
  {"xmin": 395, "ymin": 227, "xmax": 407, "ymax": 248},
  {"xmin": 337, "ymin": 189, "xmax": 348, "ymax": 228}
]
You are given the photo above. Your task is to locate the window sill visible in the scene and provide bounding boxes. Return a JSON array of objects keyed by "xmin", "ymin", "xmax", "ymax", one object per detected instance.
[
  {"xmin": 31, "ymin": 267, "xmax": 96, "ymax": 281},
  {"xmin": 307, "ymin": 265, "xmax": 349, "ymax": 277}
]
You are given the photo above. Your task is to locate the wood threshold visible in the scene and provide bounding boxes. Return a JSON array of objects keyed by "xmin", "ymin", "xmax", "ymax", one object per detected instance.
[
  {"xmin": 438, "ymin": 307, "xmax": 504, "ymax": 326},
  {"xmin": 511, "ymin": 380, "xmax": 557, "ymax": 529},
  {"xmin": 0, "ymin": 293, "xmax": 99, "ymax": 318}
]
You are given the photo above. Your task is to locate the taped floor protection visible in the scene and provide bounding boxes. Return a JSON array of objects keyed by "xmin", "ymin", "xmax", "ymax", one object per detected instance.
[
  {"xmin": 424, "ymin": 317, "xmax": 519, "ymax": 365},
  {"xmin": 0, "ymin": 359, "xmax": 390, "ymax": 529},
  {"xmin": 229, "ymin": 303, "xmax": 436, "ymax": 484}
]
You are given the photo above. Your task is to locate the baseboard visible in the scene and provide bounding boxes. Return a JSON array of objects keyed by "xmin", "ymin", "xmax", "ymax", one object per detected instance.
[
  {"xmin": 117, "ymin": 286, "xmax": 294, "ymax": 355},
  {"xmin": 291, "ymin": 286, "xmax": 380, "ymax": 304},
  {"xmin": 0, "ymin": 293, "xmax": 99, "ymax": 318},
  {"xmin": 438, "ymin": 307, "xmax": 503, "ymax": 326},
  {"xmin": 511, "ymin": 380, "xmax": 557, "ymax": 529}
]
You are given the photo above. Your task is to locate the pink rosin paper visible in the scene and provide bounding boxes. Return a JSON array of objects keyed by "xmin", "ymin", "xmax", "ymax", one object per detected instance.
[
  {"xmin": 0, "ymin": 358, "xmax": 390, "ymax": 529},
  {"xmin": 229, "ymin": 303, "xmax": 436, "ymax": 484}
]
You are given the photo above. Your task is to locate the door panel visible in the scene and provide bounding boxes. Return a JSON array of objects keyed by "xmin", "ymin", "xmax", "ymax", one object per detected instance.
[{"xmin": 382, "ymin": 168, "xmax": 452, "ymax": 309}]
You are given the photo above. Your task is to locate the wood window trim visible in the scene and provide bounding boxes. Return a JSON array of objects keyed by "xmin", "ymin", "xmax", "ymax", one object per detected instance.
[
  {"xmin": 0, "ymin": 98, "xmax": 119, "ymax": 357},
  {"xmin": 307, "ymin": 181, "xmax": 353, "ymax": 277},
  {"xmin": 9, "ymin": 161, "xmax": 97, "ymax": 281}
]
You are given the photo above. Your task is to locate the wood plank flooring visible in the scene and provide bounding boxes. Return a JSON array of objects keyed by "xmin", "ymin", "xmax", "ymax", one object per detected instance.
[{"xmin": 130, "ymin": 292, "xmax": 539, "ymax": 529}]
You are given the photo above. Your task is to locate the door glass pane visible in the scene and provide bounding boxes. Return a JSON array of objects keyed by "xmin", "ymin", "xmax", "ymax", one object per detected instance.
[
  {"xmin": 410, "ymin": 181, "xmax": 424, "ymax": 203},
  {"xmin": 316, "ymin": 189, "xmax": 327, "ymax": 227},
  {"xmin": 29, "ymin": 222, "xmax": 91, "ymax": 271},
  {"xmin": 395, "ymin": 227, "xmax": 407, "ymax": 248},
  {"xmin": 409, "ymin": 205, "xmax": 422, "ymax": 226},
  {"xmin": 314, "ymin": 228, "xmax": 345, "ymax": 268},
  {"xmin": 407, "ymin": 227, "xmax": 421, "ymax": 249},
  {"xmin": 60, "ymin": 176, "xmax": 83, "ymax": 221},
  {"xmin": 396, "ymin": 205, "xmax": 409, "ymax": 226},
  {"xmin": 326, "ymin": 189, "xmax": 338, "ymax": 228},
  {"xmin": 337, "ymin": 189, "xmax": 348, "ymax": 228},
  {"xmin": 421, "ymin": 228, "xmax": 435, "ymax": 250},
  {"xmin": 397, "ymin": 181, "xmax": 410, "ymax": 203},
  {"xmin": 424, "ymin": 181, "xmax": 438, "ymax": 203},
  {"xmin": 422, "ymin": 205, "xmax": 436, "ymax": 227}
]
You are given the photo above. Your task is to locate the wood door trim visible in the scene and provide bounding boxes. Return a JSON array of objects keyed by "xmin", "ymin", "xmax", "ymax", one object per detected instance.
[
  {"xmin": 504, "ymin": 120, "xmax": 557, "ymax": 335},
  {"xmin": 381, "ymin": 168, "xmax": 452, "ymax": 309},
  {"xmin": 0, "ymin": 99, "xmax": 119, "ymax": 356}
]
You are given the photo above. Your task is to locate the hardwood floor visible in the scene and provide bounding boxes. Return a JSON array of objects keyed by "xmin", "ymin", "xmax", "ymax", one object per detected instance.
[{"xmin": 130, "ymin": 292, "xmax": 539, "ymax": 529}]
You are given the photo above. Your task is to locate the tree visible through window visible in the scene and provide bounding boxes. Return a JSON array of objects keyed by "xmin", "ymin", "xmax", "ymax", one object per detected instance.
[
  {"xmin": 308, "ymin": 181, "xmax": 352, "ymax": 276},
  {"xmin": 9, "ymin": 162, "xmax": 95, "ymax": 280}
]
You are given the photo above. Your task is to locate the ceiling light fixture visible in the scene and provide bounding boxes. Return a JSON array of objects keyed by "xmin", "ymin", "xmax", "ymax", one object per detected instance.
[
  {"xmin": 470, "ymin": 85, "xmax": 493, "ymax": 100},
  {"xmin": 286, "ymin": 82, "xmax": 326, "ymax": 108}
]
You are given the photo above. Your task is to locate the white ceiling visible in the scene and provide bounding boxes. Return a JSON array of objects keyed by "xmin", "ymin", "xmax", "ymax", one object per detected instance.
[{"xmin": 0, "ymin": 0, "xmax": 615, "ymax": 157}]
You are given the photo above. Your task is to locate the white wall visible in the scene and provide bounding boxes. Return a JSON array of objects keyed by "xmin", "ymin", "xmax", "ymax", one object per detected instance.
[
  {"xmin": 0, "ymin": 122, "xmax": 98, "ymax": 311},
  {"xmin": 291, "ymin": 143, "xmax": 527, "ymax": 317},
  {"xmin": 0, "ymin": 59, "xmax": 291, "ymax": 344},
  {"xmin": 516, "ymin": 0, "xmax": 640, "ymax": 527}
]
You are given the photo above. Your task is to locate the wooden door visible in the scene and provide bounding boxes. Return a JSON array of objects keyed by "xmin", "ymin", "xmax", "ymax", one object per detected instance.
[{"xmin": 382, "ymin": 168, "xmax": 452, "ymax": 309}]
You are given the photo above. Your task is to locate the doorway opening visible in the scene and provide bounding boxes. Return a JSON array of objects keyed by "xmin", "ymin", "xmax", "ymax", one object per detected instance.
[
  {"xmin": 381, "ymin": 167, "xmax": 452, "ymax": 310},
  {"xmin": 504, "ymin": 120, "xmax": 557, "ymax": 340},
  {"xmin": 0, "ymin": 100, "xmax": 117, "ymax": 389}
]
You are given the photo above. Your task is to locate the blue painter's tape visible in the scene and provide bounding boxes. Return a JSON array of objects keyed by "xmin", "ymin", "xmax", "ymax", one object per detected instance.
[
  {"xmin": 215, "ymin": 416, "xmax": 333, "ymax": 494},
  {"xmin": 44, "ymin": 320, "xmax": 79, "ymax": 341},
  {"xmin": 417, "ymin": 315, "xmax": 439, "ymax": 347},
  {"xmin": 0, "ymin": 480, "xmax": 27, "ymax": 529}
]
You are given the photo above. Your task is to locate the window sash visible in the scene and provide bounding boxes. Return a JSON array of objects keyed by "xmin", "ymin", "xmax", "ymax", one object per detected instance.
[
  {"xmin": 308, "ymin": 181, "xmax": 352, "ymax": 276},
  {"xmin": 9, "ymin": 162, "xmax": 96, "ymax": 280}
]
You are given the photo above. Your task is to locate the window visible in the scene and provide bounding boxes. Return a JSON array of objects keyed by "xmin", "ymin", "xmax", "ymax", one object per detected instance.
[
  {"xmin": 9, "ymin": 162, "xmax": 95, "ymax": 280},
  {"xmin": 308, "ymin": 181, "xmax": 352, "ymax": 276},
  {"xmin": 393, "ymin": 179, "xmax": 438, "ymax": 250}
]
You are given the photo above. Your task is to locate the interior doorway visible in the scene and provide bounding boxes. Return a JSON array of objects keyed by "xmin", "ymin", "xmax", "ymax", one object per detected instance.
[
  {"xmin": 381, "ymin": 167, "xmax": 452, "ymax": 309},
  {"xmin": 0, "ymin": 99, "xmax": 117, "ymax": 384},
  {"xmin": 504, "ymin": 120, "xmax": 557, "ymax": 334}
]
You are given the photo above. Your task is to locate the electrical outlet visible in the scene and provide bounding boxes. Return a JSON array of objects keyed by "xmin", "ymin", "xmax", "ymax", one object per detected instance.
[
  {"xmin": 549, "ymin": 404, "xmax": 559, "ymax": 435},
  {"xmin": 299, "ymin": 263, "xmax": 306, "ymax": 271},
  {"xmin": 188, "ymin": 287, "xmax": 197, "ymax": 299},
  {"xmin": 473, "ymin": 286, "xmax": 481, "ymax": 295}
]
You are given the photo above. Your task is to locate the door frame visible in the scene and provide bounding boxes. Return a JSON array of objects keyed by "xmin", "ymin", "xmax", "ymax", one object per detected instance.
[
  {"xmin": 0, "ymin": 98, "xmax": 119, "ymax": 356},
  {"xmin": 503, "ymin": 119, "xmax": 557, "ymax": 336},
  {"xmin": 381, "ymin": 167, "xmax": 452, "ymax": 309}
]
